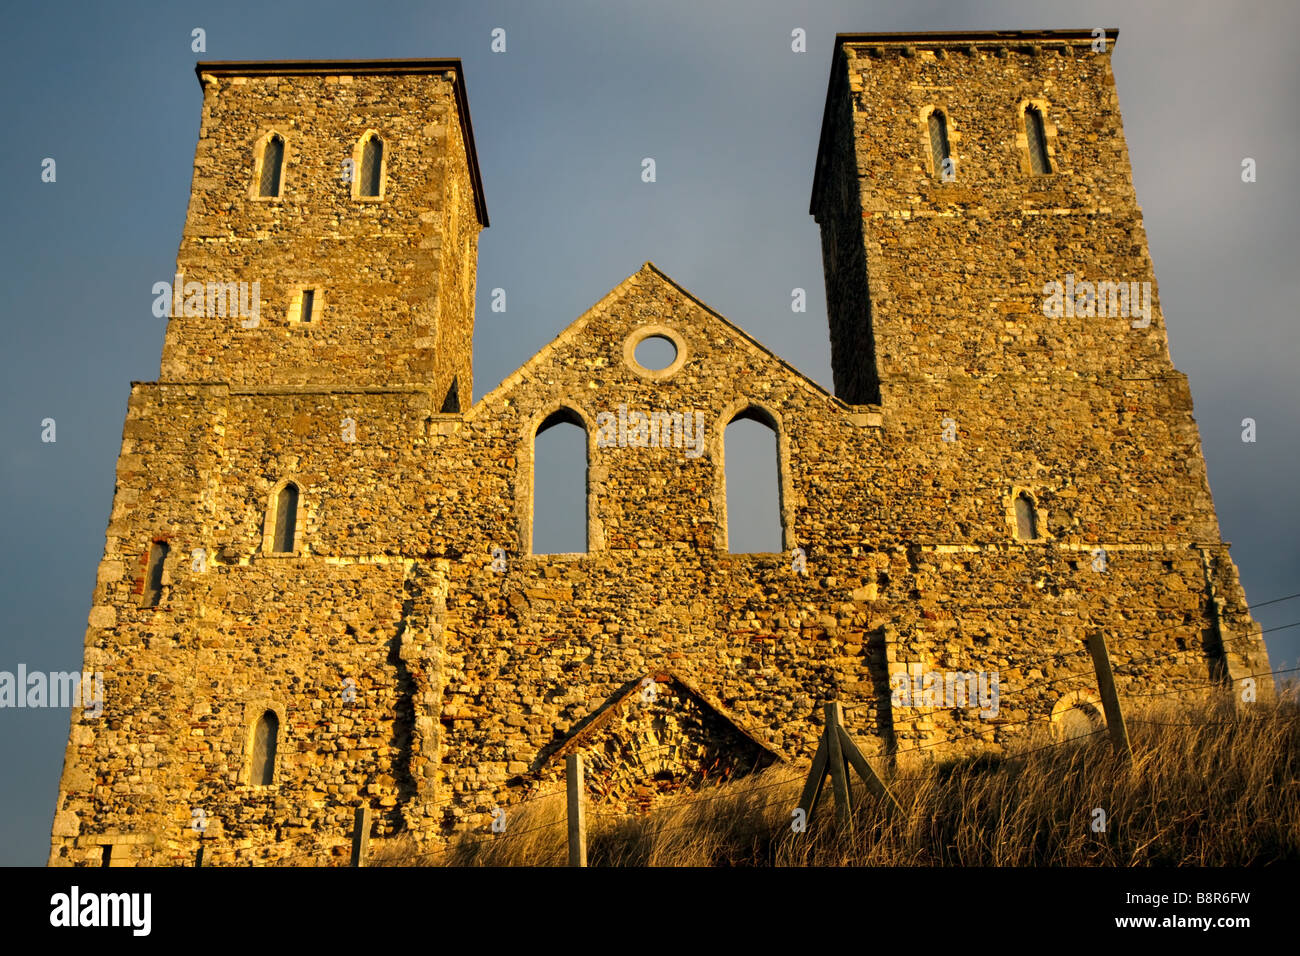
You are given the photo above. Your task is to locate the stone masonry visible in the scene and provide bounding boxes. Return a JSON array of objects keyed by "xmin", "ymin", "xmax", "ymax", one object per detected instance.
[{"xmin": 50, "ymin": 34, "xmax": 1272, "ymax": 866}]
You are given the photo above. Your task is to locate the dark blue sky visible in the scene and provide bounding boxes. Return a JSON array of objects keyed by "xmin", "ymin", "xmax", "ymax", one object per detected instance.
[{"xmin": 2, "ymin": 0, "xmax": 1297, "ymax": 865}]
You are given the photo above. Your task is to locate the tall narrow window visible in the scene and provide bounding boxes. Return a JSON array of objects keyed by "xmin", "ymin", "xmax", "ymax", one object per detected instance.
[
  {"xmin": 1014, "ymin": 493, "xmax": 1038, "ymax": 541},
  {"xmin": 142, "ymin": 541, "xmax": 169, "ymax": 607},
  {"xmin": 259, "ymin": 134, "xmax": 284, "ymax": 197},
  {"xmin": 288, "ymin": 288, "xmax": 322, "ymax": 324},
  {"xmin": 250, "ymin": 710, "xmax": 279, "ymax": 786},
  {"xmin": 359, "ymin": 134, "xmax": 383, "ymax": 197},
  {"xmin": 724, "ymin": 410, "xmax": 782, "ymax": 553},
  {"xmin": 1025, "ymin": 106, "xmax": 1051, "ymax": 174},
  {"xmin": 272, "ymin": 483, "xmax": 298, "ymax": 553},
  {"xmin": 928, "ymin": 110, "xmax": 951, "ymax": 179},
  {"xmin": 532, "ymin": 410, "xmax": 586, "ymax": 555}
]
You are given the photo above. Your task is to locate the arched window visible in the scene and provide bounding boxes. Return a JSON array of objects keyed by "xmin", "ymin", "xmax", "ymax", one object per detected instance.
[
  {"xmin": 532, "ymin": 409, "xmax": 587, "ymax": 555},
  {"xmin": 1014, "ymin": 492, "xmax": 1038, "ymax": 541},
  {"xmin": 258, "ymin": 133, "xmax": 285, "ymax": 197},
  {"xmin": 249, "ymin": 710, "xmax": 279, "ymax": 786},
  {"xmin": 359, "ymin": 133, "xmax": 384, "ymax": 198},
  {"xmin": 1025, "ymin": 105, "xmax": 1051, "ymax": 175},
  {"xmin": 724, "ymin": 409, "xmax": 782, "ymax": 553},
  {"xmin": 271, "ymin": 483, "xmax": 299, "ymax": 553},
  {"xmin": 927, "ymin": 109, "xmax": 952, "ymax": 179},
  {"xmin": 1051, "ymin": 692, "xmax": 1105, "ymax": 743},
  {"xmin": 142, "ymin": 541, "xmax": 169, "ymax": 607}
]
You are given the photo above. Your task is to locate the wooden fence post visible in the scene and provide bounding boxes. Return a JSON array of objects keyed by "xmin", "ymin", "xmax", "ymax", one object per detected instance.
[
  {"xmin": 794, "ymin": 729, "xmax": 829, "ymax": 827},
  {"xmin": 836, "ymin": 725, "xmax": 903, "ymax": 815},
  {"xmin": 825, "ymin": 702, "xmax": 854, "ymax": 833},
  {"xmin": 1085, "ymin": 630, "xmax": 1133, "ymax": 762},
  {"xmin": 566, "ymin": 753, "xmax": 587, "ymax": 867},
  {"xmin": 351, "ymin": 806, "xmax": 372, "ymax": 867},
  {"xmin": 796, "ymin": 702, "xmax": 901, "ymax": 833}
]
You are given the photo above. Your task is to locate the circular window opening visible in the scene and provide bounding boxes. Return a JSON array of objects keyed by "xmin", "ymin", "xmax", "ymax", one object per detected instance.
[
  {"xmin": 634, "ymin": 335, "xmax": 678, "ymax": 372},
  {"xmin": 623, "ymin": 326, "xmax": 687, "ymax": 379}
]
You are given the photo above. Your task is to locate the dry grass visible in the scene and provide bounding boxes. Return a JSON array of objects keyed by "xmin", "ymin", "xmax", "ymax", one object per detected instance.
[{"xmin": 374, "ymin": 692, "xmax": 1300, "ymax": 866}]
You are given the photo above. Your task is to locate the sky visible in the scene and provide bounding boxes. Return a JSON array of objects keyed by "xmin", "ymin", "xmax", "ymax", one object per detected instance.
[{"xmin": 1, "ymin": 0, "xmax": 1296, "ymax": 866}]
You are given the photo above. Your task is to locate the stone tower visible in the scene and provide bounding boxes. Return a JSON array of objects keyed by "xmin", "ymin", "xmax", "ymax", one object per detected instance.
[
  {"xmin": 51, "ymin": 35, "xmax": 1271, "ymax": 867},
  {"xmin": 162, "ymin": 59, "xmax": 485, "ymax": 398},
  {"xmin": 809, "ymin": 29, "xmax": 1270, "ymax": 699},
  {"xmin": 813, "ymin": 29, "xmax": 1170, "ymax": 402},
  {"xmin": 50, "ymin": 59, "xmax": 487, "ymax": 866}
]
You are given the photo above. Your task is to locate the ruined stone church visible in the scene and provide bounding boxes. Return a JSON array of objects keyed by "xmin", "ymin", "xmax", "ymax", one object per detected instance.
[{"xmin": 51, "ymin": 29, "xmax": 1271, "ymax": 865}]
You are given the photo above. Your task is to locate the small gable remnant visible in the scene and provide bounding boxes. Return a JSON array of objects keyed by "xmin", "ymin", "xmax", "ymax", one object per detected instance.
[{"xmin": 538, "ymin": 673, "xmax": 782, "ymax": 814}]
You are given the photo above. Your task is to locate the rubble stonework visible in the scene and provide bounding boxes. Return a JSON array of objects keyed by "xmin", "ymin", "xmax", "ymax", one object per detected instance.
[{"xmin": 50, "ymin": 35, "xmax": 1271, "ymax": 866}]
